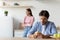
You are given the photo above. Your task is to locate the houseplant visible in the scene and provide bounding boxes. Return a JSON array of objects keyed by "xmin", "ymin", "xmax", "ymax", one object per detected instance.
[{"xmin": 4, "ymin": 11, "xmax": 8, "ymax": 16}]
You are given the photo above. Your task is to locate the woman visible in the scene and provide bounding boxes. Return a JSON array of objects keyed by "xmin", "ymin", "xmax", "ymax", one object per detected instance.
[{"xmin": 23, "ymin": 8, "xmax": 34, "ymax": 37}]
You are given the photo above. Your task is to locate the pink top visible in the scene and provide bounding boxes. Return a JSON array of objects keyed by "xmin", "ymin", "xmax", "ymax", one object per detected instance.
[{"xmin": 24, "ymin": 16, "xmax": 34, "ymax": 27}]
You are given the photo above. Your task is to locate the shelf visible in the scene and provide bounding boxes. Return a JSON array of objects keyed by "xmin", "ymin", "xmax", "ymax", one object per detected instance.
[
  {"xmin": 0, "ymin": 0, "xmax": 33, "ymax": 1},
  {"xmin": 0, "ymin": 0, "xmax": 33, "ymax": 8},
  {"xmin": 0, "ymin": 6, "xmax": 33, "ymax": 8}
]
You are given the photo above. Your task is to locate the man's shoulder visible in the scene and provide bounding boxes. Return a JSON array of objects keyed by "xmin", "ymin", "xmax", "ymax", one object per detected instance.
[
  {"xmin": 48, "ymin": 21, "xmax": 55, "ymax": 25},
  {"xmin": 34, "ymin": 20, "xmax": 41, "ymax": 24}
]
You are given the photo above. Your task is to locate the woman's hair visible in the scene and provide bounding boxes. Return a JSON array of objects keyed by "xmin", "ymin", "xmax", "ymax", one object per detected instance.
[
  {"xmin": 26, "ymin": 8, "xmax": 33, "ymax": 16},
  {"xmin": 39, "ymin": 10, "xmax": 50, "ymax": 19}
]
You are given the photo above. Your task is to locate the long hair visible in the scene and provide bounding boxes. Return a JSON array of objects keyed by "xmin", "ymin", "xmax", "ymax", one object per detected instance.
[{"xmin": 26, "ymin": 8, "xmax": 33, "ymax": 16}]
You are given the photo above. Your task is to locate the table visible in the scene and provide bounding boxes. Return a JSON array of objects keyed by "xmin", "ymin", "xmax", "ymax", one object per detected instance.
[{"xmin": 0, "ymin": 37, "xmax": 60, "ymax": 40}]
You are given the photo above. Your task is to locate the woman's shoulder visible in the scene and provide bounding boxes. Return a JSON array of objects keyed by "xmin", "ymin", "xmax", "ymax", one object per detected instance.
[
  {"xmin": 24, "ymin": 16, "xmax": 28, "ymax": 18},
  {"xmin": 30, "ymin": 16, "xmax": 34, "ymax": 18},
  {"xmin": 30, "ymin": 16, "xmax": 34, "ymax": 19},
  {"xmin": 25, "ymin": 16, "xmax": 27, "ymax": 17}
]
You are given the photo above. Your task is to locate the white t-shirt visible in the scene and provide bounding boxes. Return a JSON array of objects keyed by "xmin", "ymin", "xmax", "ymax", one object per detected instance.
[{"xmin": 42, "ymin": 25, "xmax": 46, "ymax": 35}]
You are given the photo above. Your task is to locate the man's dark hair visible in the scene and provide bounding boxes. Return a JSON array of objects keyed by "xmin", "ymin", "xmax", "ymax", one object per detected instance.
[{"xmin": 39, "ymin": 10, "xmax": 50, "ymax": 19}]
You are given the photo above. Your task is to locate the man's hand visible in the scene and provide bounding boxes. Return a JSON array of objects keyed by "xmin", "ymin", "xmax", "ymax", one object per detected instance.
[
  {"xmin": 34, "ymin": 31, "xmax": 42, "ymax": 36},
  {"xmin": 37, "ymin": 33, "xmax": 45, "ymax": 38},
  {"xmin": 28, "ymin": 31, "xmax": 40, "ymax": 38},
  {"xmin": 33, "ymin": 31, "xmax": 44, "ymax": 38},
  {"xmin": 33, "ymin": 31, "xmax": 49, "ymax": 38},
  {"xmin": 28, "ymin": 31, "xmax": 51, "ymax": 39},
  {"xmin": 43, "ymin": 35, "xmax": 52, "ymax": 38},
  {"xmin": 28, "ymin": 35, "xmax": 37, "ymax": 39},
  {"xmin": 37, "ymin": 34, "xmax": 51, "ymax": 38}
]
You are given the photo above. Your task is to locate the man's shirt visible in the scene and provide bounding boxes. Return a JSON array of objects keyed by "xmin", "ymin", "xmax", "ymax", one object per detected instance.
[
  {"xmin": 27, "ymin": 21, "xmax": 57, "ymax": 36},
  {"xmin": 42, "ymin": 25, "xmax": 46, "ymax": 35}
]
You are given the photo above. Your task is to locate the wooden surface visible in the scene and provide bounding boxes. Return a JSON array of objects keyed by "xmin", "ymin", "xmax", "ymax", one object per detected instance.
[{"xmin": 0, "ymin": 37, "xmax": 60, "ymax": 40}]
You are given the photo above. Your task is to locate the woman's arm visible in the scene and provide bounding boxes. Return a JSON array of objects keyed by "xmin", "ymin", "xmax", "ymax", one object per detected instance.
[{"xmin": 29, "ymin": 17, "xmax": 34, "ymax": 26}]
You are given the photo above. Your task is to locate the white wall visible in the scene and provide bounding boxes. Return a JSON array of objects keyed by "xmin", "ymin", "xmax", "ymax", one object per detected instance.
[
  {"xmin": 0, "ymin": 0, "xmax": 60, "ymax": 29},
  {"xmin": 36, "ymin": 0, "xmax": 60, "ymax": 26}
]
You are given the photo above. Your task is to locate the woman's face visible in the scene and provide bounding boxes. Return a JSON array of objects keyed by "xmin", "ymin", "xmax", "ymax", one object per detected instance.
[
  {"xmin": 39, "ymin": 16, "xmax": 48, "ymax": 25},
  {"xmin": 26, "ymin": 10, "xmax": 30, "ymax": 16}
]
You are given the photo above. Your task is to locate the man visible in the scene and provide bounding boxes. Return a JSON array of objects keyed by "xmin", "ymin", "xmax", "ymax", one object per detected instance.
[{"xmin": 27, "ymin": 10, "xmax": 57, "ymax": 38}]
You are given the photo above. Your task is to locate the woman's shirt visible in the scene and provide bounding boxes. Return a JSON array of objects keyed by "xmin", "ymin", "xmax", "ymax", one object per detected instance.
[{"xmin": 24, "ymin": 16, "xmax": 34, "ymax": 27}]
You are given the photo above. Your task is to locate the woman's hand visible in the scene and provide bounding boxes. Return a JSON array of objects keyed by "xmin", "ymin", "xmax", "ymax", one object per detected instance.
[{"xmin": 21, "ymin": 23, "xmax": 25, "ymax": 28}]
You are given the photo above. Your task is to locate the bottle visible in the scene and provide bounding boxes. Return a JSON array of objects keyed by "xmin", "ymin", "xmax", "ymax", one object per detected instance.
[{"xmin": 3, "ymin": 2, "xmax": 5, "ymax": 6}]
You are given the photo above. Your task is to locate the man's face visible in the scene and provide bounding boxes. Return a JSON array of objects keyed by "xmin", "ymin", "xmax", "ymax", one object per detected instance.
[{"xmin": 39, "ymin": 16, "xmax": 48, "ymax": 25}]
